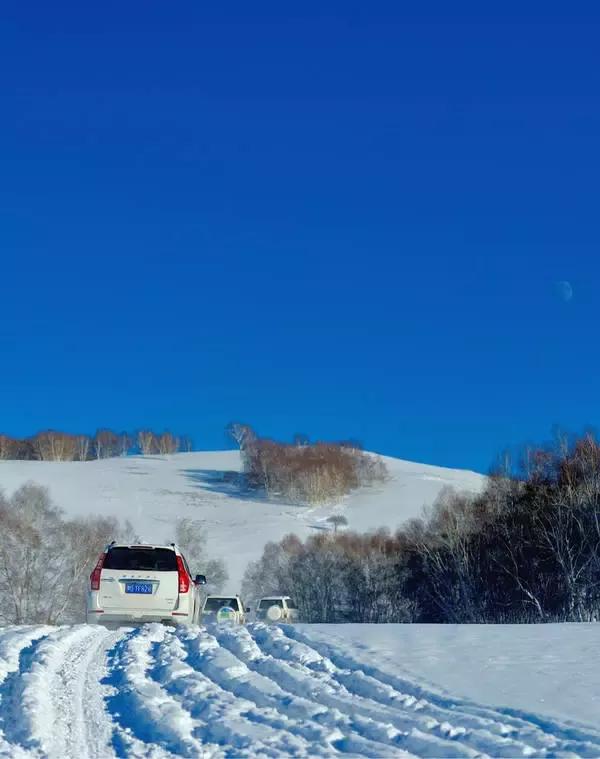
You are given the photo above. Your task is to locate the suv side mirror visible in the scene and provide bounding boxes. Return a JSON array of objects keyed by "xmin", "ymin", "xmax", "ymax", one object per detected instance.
[
  {"xmin": 194, "ymin": 574, "xmax": 207, "ymax": 585},
  {"xmin": 245, "ymin": 607, "xmax": 251, "ymax": 613}
]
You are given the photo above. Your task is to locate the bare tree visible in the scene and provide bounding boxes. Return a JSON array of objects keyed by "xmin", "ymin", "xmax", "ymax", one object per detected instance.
[
  {"xmin": 15, "ymin": 439, "xmax": 36, "ymax": 460},
  {"xmin": 0, "ymin": 434, "xmax": 17, "ymax": 460},
  {"xmin": 327, "ymin": 514, "xmax": 348, "ymax": 533},
  {"xmin": 180, "ymin": 435, "xmax": 193, "ymax": 452},
  {"xmin": 118, "ymin": 432, "xmax": 133, "ymax": 457},
  {"xmin": 54, "ymin": 514, "xmax": 120, "ymax": 622},
  {"xmin": 31, "ymin": 431, "xmax": 77, "ymax": 462},
  {"xmin": 75, "ymin": 435, "xmax": 91, "ymax": 462},
  {"xmin": 0, "ymin": 484, "xmax": 64, "ymax": 624},
  {"xmin": 174, "ymin": 518, "xmax": 228, "ymax": 598},
  {"xmin": 156, "ymin": 431, "xmax": 179, "ymax": 455},
  {"xmin": 226, "ymin": 422, "xmax": 257, "ymax": 472},
  {"xmin": 137, "ymin": 429, "xmax": 155, "ymax": 455},
  {"xmin": 0, "ymin": 484, "xmax": 136, "ymax": 625},
  {"xmin": 93, "ymin": 429, "xmax": 119, "ymax": 460}
]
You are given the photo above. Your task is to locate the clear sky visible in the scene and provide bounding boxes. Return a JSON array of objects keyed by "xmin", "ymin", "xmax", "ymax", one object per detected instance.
[{"xmin": 1, "ymin": 3, "xmax": 598, "ymax": 472}]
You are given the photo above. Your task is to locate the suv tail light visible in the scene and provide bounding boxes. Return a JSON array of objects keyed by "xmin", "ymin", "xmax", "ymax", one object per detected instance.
[
  {"xmin": 176, "ymin": 556, "xmax": 190, "ymax": 593},
  {"xmin": 90, "ymin": 552, "xmax": 106, "ymax": 591}
]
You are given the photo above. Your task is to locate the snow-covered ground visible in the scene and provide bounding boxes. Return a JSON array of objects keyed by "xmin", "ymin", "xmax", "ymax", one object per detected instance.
[
  {"xmin": 302, "ymin": 624, "xmax": 600, "ymax": 733},
  {"xmin": 0, "ymin": 452, "xmax": 484, "ymax": 592},
  {"xmin": 0, "ymin": 622, "xmax": 599, "ymax": 758}
]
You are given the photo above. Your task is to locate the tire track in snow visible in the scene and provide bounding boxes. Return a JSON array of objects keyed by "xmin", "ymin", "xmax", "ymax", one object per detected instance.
[
  {"xmin": 249, "ymin": 624, "xmax": 534, "ymax": 756},
  {"xmin": 279, "ymin": 624, "xmax": 600, "ymax": 758},
  {"xmin": 28, "ymin": 625, "xmax": 118, "ymax": 759},
  {"xmin": 103, "ymin": 624, "xmax": 204, "ymax": 758},
  {"xmin": 1, "ymin": 622, "xmax": 600, "ymax": 758},
  {"xmin": 176, "ymin": 625, "xmax": 383, "ymax": 756},
  {"xmin": 151, "ymin": 626, "xmax": 333, "ymax": 757},
  {"xmin": 177, "ymin": 625, "xmax": 410, "ymax": 758},
  {"xmin": 209, "ymin": 623, "xmax": 482, "ymax": 757},
  {"xmin": 211, "ymin": 624, "xmax": 484, "ymax": 759},
  {"xmin": 0, "ymin": 625, "xmax": 119, "ymax": 759},
  {"xmin": 0, "ymin": 626, "xmax": 113, "ymax": 759}
]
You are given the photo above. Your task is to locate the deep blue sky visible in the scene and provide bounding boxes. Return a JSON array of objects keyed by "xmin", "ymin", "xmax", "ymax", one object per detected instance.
[{"xmin": 1, "ymin": 3, "xmax": 599, "ymax": 472}]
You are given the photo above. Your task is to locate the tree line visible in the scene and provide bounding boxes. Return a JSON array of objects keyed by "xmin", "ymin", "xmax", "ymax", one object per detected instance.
[
  {"xmin": 227, "ymin": 423, "xmax": 387, "ymax": 504},
  {"xmin": 243, "ymin": 432, "xmax": 600, "ymax": 624},
  {"xmin": 0, "ymin": 429, "xmax": 193, "ymax": 461}
]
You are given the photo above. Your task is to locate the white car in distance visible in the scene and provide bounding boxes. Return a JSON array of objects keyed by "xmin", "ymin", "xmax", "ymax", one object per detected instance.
[
  {"xmin": 256, "ymin": 596, "xmax": 299, "ymax": 623},
  {"xmin": 86, "ymin": 542, "xmax": 206, "ymax": 627}
]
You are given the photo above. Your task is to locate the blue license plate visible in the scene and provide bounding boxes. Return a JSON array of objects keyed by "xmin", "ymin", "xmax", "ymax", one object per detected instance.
[{"xmin": 125, "ymin": 582, "xmax": 153, "ymax": 594}]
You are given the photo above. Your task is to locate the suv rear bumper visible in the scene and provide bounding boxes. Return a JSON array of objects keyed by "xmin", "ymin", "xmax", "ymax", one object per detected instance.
[
  {"xmin": 201, "ymin": 612, "xmax": 245, "ymax": 625},
  {"xmin": 86, "ymin": 610, "xmax": 193, "ymax": 626}
]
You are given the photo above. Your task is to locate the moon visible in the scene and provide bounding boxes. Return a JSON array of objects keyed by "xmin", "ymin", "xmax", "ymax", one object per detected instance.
[{"xmin": 556, "ymin": 280, "xmax": 573, "ymax": 303}]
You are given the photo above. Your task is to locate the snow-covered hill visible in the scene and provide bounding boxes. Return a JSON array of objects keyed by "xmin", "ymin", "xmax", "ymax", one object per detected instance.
[
  {"xmin": 1, "ymin": 622, "xmax": 598, "ymax": 758},
  {"xmin": 0, "ymin": 452, "xmax": 484, "ymax": 592}
]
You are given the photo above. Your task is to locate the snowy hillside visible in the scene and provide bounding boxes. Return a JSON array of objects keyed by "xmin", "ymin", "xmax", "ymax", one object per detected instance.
[
  {"xmin": 0, "ymin": 452, "xmax": 484, "ymax": 592},
  {"xmin": 1, "ymin": 622, "xmax": 599, "ymax": 758}
]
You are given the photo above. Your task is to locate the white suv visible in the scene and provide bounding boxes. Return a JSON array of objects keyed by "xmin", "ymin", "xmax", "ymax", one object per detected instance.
[
  {"xmin": 86, "ymin": 542, "xmax": 206, "ymax": 627},
  {"xmin": 201, "ymin": 595, "xmax": 248, "ymax": 625},
  {"xmin": 256, "ymin": 596, "xmax": 299, "ymax": 623}
]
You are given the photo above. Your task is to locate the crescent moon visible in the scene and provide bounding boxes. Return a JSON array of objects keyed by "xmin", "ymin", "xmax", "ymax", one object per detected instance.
[{"xmin": 556, "ymin": 280, "xmax": 573, "ymax": 302}]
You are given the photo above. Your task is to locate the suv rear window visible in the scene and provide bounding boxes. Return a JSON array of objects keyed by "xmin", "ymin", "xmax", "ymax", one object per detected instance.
[
  {"xmin": 103, "ymin": 547, "xmax": 178, "ymax": 571},
  {"xmin": 259, "ymin": 599, "xmax": 284, "ymax": 609},
  {"xmin": 204, "ymin": 597, "xmax": 240, "ymax": 611}
]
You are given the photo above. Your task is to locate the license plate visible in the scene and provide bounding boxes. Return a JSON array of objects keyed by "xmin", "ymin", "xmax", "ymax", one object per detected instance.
[{"xmin": 125, "ymin": 582, "xmax": 153, "ymax": 594}]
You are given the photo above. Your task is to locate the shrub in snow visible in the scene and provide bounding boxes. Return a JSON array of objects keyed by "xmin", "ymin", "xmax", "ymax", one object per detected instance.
[{"xmin": 227, "ymin": 423, "xmax": 387, "ymax": 505}]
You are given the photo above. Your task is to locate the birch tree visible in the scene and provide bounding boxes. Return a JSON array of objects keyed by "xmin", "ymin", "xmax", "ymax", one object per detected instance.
[
  {"xmin": 137, "ymin": 429, "xmax": 155, "ymax": 455},
  {"xmin": 75, "ymin": 435, "xmax": 91, "ymax": 462}
]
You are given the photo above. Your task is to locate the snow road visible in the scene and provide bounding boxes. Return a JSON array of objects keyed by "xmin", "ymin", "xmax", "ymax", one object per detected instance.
[{"xmin": 1, "ymin": 624, "xmax": 599, "ymax": 759}]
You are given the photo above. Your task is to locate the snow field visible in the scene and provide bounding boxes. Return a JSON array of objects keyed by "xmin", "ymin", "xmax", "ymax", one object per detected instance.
[{"xmin": 1, "ymin": 623, "xmax": 599, "ymax": 759}]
